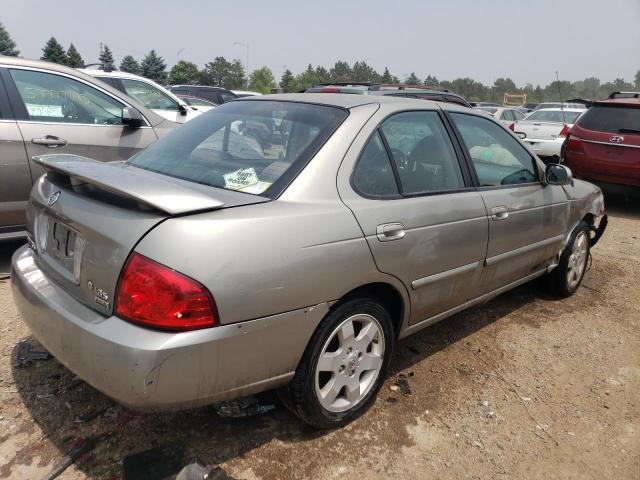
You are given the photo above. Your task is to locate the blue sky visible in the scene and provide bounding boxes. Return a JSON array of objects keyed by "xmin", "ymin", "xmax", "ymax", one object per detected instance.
[{"xmin": 4, "ymin": 0, "xmax": 639, "ymax": 85}]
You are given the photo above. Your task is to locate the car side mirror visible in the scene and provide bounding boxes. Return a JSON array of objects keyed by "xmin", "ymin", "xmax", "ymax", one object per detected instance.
[
  {"xmin": 178, "ymin": 103, "xmax": 188, "ymax": 116},
  {"xmin": 122, "ymin": 107, "xmax": 145, "ymax": 127},
  {"xmin": 545, "ymin": 163, "xmax": 573, "ymax": 186}
]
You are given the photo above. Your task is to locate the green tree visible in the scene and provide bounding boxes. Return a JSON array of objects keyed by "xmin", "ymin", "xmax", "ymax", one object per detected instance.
[
  {"xmin": 169, "ymin": 60, "xmax": 200, "ymax": 85},
  {"xmin": 249, "ymin": 66, "xmax": 276, "ymax": 94},
  {"xmin": 99, "ymin": 44, "xmax": 115, "ymax": 69},
  {"xmin": 294, "ymin": 64, "xmax": 320, "ymax": 91},
  {"xmin": 352, "ymin": 60, "xmax": 379, "ymax": 82},
  {"xmin": 0, "ymin": 22, "xmax": 19, "ymax": 56},
  {"xmin": 635, "ymin": 70, "xmax": 640, "ymax": 89},
  {"xmin": 279, "ymin": 69, "xmax": 295, "ymax": 92},
  {"xmin": 380, "ymin": 67, "xmax": 393, "ymax": 83},
  {"xmin": 41, "ymin": 37, "xmax": 68, "ymax": 65},
  {"xmin": 329, "ymin": 61, "xmax": 352, "ymax": 83},
  {"xmin": 119, "ymin": 55, "xmax": 141, "ymax": 75},
  {"xmin": 405, "ymin": 72, "xmax": 421, "ymax": 85},
  {"xmin": 423, "ymin": 74, "xmax": 439, "ymax": 87},
  {"xmin": 201, "ymin": 56, "xmax": 245, "ymax": 89},
  {"xmin": 228, "ymin": 59, "xmax": 246, "ymax": 89},
  {"xmin": 66, "ymin": 43, "xmax": 84, "ymax": 68},
  {"xmin": 315, "ymin": 66, "xmax": 330, "ymax": 84},
  {"xmin": 141, "ymin": 49, "xmax": 167, "ymax": 84}
]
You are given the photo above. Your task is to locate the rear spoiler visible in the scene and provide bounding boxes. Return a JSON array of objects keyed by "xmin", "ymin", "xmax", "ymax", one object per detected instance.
[{"xmin": 33, "ymin": 154, "xmax": 226, "ymax": 215}]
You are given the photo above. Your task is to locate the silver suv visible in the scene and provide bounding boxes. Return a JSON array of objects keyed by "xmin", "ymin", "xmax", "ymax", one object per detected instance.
[{"xmin": 0, "ymin": 57, "xmax": 177, "ymax": 240}]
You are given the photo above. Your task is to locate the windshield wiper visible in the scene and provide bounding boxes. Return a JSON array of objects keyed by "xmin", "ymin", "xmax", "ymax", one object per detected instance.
[{"xmin": 618, "ymin": 128, "xmax": 640, "ymax": 134}]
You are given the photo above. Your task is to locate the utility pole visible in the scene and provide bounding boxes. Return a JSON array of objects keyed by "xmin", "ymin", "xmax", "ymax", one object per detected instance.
[{"xmin": 234, "ymin": 41, "xmax": 249, "ymax": 88}]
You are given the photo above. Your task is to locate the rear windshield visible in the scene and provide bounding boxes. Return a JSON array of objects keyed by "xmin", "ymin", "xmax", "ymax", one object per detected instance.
[
  {"xmin": 577, "ymin": 105, "xmax": 640, "ymax": 134},
  {"xmin": 525, "ymin": 110, "xmax": 581, "ymax": 123},
  {"xmin": 128, "ymin": 100, "xmax": 347, "ymax": 197}
]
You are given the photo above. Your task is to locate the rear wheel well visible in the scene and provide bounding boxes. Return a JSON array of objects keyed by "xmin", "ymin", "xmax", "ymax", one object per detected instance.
[
  {"xmin": 582, "ymin": 212, "xmax": 595, "ymax": 227},
  {"xmin": 333, "ymin": 283, "xmax": 405, "ymax": 338}
]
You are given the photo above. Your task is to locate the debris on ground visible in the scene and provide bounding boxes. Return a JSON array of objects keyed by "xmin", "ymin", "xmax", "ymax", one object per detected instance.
[
  {"xmin": 41, "ymin": 437, "xmax": 95, "ymax": 480},
  {"xmin": 394, "ymin": 373, "xmax": 413, "ymax": 396},
  {"xmin": 122, "ymin": 442, "xmax": 185, "ymax": 480},
  {"xmin": 175, "ymin": 459, "xmax": 232, "ymax": 480},
  {"xmin": 14, "ymin": 339, "xmax": 52, "ymax": 367},
  {"xmin": 73, "ymin": 408, "xmax": 107, "ymax": 424},
  {"xmin": 213, "ymin": 396, "xmax": 276, "ymax": 419}
]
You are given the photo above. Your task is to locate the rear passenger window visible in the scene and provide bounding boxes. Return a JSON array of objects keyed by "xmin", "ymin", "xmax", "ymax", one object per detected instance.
[
  {"xmin": 353, "ymin": 132, "xmax": 399, "ymax": 198},
  {"xmin": 380, "ymin": 111, "xmax": 465, "ymax": 194},
  {"xmin": 450, "ymin": 113, "xmax": 538, "ymax": 187}
]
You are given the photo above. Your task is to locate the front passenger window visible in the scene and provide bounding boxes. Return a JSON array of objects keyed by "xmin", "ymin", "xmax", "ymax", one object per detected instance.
[
  {"xmin": 450, "ymin": 113, "xmax": 538, "ymax": 187},
  {"xmin": 10, "ymin": 69, "xmax": 124, "ymax": 125}
]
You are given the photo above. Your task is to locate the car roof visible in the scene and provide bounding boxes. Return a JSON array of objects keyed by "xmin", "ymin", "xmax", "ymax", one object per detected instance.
[
  {"xmin": 173, "ymin": 84, "xmax": 228, "ymax": 91},
  {"xmin": 531, "ymin": 108, "xmax": 586, "ymax": 112},
  {"xmin": 240, "ymin": 92, "xmax": 443, "ymax": 110},
  {"xmin": 79, "ymin": 68, "xmax": 144, "ymax": 80},
  {"xmin": 0, "ymin": 57, "xmax": 167, "ymax": 126},
  {"xmin": 594, "ymin": 98, "xmax": 640, "ymax": 107}
]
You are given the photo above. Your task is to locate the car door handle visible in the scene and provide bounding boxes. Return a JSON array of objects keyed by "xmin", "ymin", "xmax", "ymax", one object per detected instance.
[
  {"xmin": 491, "ymin": 206, "xmax": 509, "ymax": 221},
  {"xmin": 376, "ymin": 223, "xmax": 405, "ymax": 242},
  {"xmin": 32, "ymin": 136, "xmax": 67, "ymax": 148}
]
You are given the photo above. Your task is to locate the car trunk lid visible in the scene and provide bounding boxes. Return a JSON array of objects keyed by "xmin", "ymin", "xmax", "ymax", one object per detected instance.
[
  {"xmin": 515, "ymin": 120, "xmax": 569, "ymax": 141},
  {"xmin": 572, "ymin": 124, "xmax": 640, "ymax": 171},
  {"xmin": 27, "ymin": 154, "xmax": 269, "ymax": 317}
]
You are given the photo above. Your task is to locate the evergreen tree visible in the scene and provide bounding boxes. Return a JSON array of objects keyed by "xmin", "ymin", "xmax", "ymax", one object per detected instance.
[
  {"xmin": 329, "ymin": 61, "xmax": 352, "ymax": 83},
  {"xmin": 279, "ymin": 69, "xmax": 295, "ymax": 93},
  {"xmin": 66, "ymin": 43, "xmax": 84, "ymax": 68},
  {"xmin": 635, "ymin": 70, "xmax": 640, "ymax": 89},
  {"xmin": 41, "ymin": 37, "xmax": 68, "ymax": 65},
  {"xmin": 99, "ymin": 44, "xmax": 115, "ymax": 69},
  {"xmin": 119, "ymin": 55, "xmax": 141, "ymax": 75},
  {"xmin": 380, "ymin": 67, "xmax": 393, "ymax": 83},
  {"xmin": 0, "ymin": 22, "xmax": 19, "ymax": 56},
  {"xmin": 141, "ymin": 49, "xmax": 167, "ymax": 84},
  {"xmin": 405, "ymin": 72, "xmax": 421, "ymax": 85}
]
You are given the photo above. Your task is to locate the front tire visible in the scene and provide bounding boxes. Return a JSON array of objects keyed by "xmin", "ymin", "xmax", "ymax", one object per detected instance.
[
  {"xmin": 279, "ymin": 297, "xmax": 394, "ymax": 429},
  {"xmin": 545, "ymin": 221, "xmax": 591, "ymax": 297}
]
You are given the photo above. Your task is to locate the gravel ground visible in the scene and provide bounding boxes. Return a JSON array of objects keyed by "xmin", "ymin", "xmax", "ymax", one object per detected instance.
[{"xmin": 0, "ymin": 187, "xmax": 638, "ymax": 479}]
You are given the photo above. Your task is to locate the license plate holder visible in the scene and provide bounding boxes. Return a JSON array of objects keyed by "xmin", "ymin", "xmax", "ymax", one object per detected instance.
[{"xmin": 45, "ymin": 218, "xmax": 83, "ymax": 281}]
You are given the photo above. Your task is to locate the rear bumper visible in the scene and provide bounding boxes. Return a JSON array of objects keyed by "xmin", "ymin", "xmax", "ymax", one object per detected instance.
[
  {"xmin": 564, "ymin": 156, "xmax": 640, "ymax": 187},
  {"xmin": 11, "ymin": 246, "xmax": 326, "ymax": 411},
  {"xmin": 524, "ymin": 138, "xmax": 563, "ymax": 158}
]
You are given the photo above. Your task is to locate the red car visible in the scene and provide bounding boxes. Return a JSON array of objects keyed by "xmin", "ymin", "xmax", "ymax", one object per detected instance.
[{"xmin": 562, "ymin": 92, "xmax": 640, "ymax": 187}]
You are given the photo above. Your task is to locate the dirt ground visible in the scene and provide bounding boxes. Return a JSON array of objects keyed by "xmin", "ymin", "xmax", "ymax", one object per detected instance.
[{"xmin": 0, "ymin": 187, "xmax": 638, "ymax": 480}]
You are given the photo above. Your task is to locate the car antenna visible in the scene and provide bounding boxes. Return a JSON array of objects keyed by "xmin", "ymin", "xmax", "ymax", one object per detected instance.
[{"xmin": 556, "ymin": 71, "xmax": 567, "ymax": 124}]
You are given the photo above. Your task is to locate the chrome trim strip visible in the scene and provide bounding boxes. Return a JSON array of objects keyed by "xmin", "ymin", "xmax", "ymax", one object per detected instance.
[
  {"xmin": 582, "ymin": 139, "xmax": 640, "ymax": 149},
  {"xmin": 16, "ymin": 120, "xmax": 152, "ymax": 129},
  {"xmin": 401, "ymin": 267, "xmax": 549, "ymax": 338},
  {"xmin": 411, "ymin": 261, "xmax": 481, "ymax": 290},
  {"xmin": 485, "ymin": 234, "xmax": 564, "ymax": 267}
]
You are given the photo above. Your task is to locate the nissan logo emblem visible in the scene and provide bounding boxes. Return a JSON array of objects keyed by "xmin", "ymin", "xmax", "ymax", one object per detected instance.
[
  {"xmin": 48, "ymin": 191, "xmax": 61, "ymax": 206},
  {"xmin": 609, "ymin": 135, "xmax": 624, "ymax": 144}
]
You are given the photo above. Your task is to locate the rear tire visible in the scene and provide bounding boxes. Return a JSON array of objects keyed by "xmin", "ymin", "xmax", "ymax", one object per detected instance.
[
  {"xmin": 279, "ymin": 297, "xmax": 394, "ymax": 429},
  {"xmin": 544, "ymin": 221, "xmax": 591, "ymax": 297}
]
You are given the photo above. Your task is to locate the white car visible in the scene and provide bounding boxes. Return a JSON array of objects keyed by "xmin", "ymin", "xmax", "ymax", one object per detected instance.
[
  {"xmin": 514, "ymin": 108, "xmax": 585, "ymax": 161},
  {"xmin": 231, "ymin": 90, "xmax": 263, "ymax": 98},
  {"xmin": 80, "ymin": 69, "xmax": 201, "ymax": 123},
  {"xmin": 475, "ymin": 106, "xmax": 526, "ymax": 127}
]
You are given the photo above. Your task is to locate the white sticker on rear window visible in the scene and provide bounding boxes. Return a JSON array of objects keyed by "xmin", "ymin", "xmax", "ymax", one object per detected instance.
[{"xmin": 224, "ymin": 168, "xmax": 260, "ymax": 191}]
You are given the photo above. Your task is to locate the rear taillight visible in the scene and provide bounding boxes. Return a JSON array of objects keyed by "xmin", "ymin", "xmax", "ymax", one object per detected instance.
[
  {"xmin": 319, "ymin": 87, "xmax": 340, "ymax": 93},
  {"xmin": 115, "ymin": 253, "xmax": 217, "ymax": 331},
  {"xmin": 561, "ymin": 134, "xmax": 584, "ymax": 160},
  {"xmin": 558, "ymin": 123, "xmax": 570, "ymax": 138}
]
